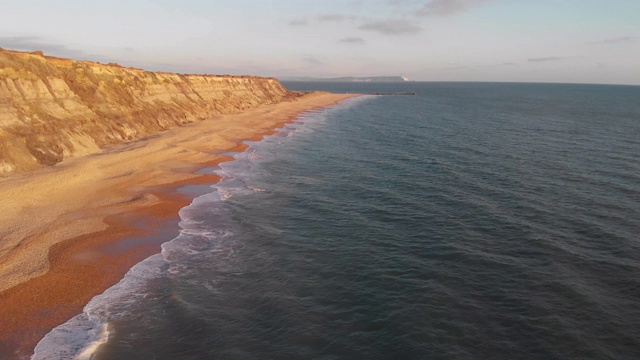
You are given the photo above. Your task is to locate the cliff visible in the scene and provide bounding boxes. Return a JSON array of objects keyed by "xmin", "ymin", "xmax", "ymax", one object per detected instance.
[{"xmin": 0, "ymin": 48, "xmax": 301, "ymax": 175}]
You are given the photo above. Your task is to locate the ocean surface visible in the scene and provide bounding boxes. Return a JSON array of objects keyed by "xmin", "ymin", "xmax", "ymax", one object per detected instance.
[{"xmin": 33, "ymin": 82, "xmax": 640, "ymax": 359}]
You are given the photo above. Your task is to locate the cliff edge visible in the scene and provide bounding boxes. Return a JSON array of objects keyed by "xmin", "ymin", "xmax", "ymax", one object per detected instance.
[{"xmin": 0, "ymin": 48, "xmax": 301, "ymax": 175}]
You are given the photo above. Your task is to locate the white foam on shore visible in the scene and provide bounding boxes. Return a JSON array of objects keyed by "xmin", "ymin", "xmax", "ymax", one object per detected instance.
[
  {"xmin": 32, "ymin": 254, "xmax": 168, "ymax": 360},
  {"xmin": 31, "ymin": 314, "xmax": 106, "ymax": 360},
  {"xmin": 76, "ymin": 322, "xmax": 110, "ymax": 360}
]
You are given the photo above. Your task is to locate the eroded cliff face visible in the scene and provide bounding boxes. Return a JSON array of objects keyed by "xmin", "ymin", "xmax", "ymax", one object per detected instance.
[{"xmin": 0, "ymin": 48, "xmax": 300, "ymax": 175}]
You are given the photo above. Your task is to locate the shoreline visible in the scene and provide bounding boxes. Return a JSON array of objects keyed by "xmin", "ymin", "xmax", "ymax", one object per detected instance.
[{"xmin": 0, "ymin": 92, "xmax": 359, "ymax": 359}]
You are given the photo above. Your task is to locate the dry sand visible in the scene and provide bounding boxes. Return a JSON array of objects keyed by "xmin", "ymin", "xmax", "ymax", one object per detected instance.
[{"xmin": 0, "ymin": 92, "xmax": 358, "ymax": 359}]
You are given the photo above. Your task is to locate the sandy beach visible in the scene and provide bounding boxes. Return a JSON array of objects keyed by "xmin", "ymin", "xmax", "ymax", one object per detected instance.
[{"xmin": 0, "ymin": 92, "xmax": 358, "ymax": 358}]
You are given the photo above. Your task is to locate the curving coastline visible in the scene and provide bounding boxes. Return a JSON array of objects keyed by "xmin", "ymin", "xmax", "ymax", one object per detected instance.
[
  {"xmin": 0, "ymin": 48, "xmax": 358, "ymax": 358},
  {"xmin": 0, "ymin": 48, "xmax": 300, "ymax": 175}
]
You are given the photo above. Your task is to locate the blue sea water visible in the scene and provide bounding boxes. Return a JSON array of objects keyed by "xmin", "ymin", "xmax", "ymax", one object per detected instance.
[{"xmin": 33, "ymin": 82, "xmax": 640, "ymax": 359}]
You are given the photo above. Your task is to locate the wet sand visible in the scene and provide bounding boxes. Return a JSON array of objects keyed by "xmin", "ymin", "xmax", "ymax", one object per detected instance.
[{"xmin": 0, "ymin": 92, "xmax": 358, "ymax": 359}]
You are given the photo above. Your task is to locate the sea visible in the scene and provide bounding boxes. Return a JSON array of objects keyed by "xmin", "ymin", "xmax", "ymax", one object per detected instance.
[{"xmin": 32, "ymin": 82, "xmax": 640, "ymax": 359}]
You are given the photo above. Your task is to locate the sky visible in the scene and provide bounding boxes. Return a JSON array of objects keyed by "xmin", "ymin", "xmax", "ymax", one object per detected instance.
[{"xmin": 0, "ymin": 0, "xmax": 639, "ymax": 85}]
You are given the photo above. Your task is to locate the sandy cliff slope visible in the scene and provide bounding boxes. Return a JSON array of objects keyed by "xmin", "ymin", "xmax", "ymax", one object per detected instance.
[{"xmin": 0, "ymin": 48, "xmax": 299, "ymax": 175}]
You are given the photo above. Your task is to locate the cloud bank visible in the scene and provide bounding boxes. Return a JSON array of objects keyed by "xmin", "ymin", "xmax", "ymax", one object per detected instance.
[
  {"xmin": 359, "ymin": 19, "xmax": 422, "ymax": 35},
  {"xmin": 416, "ymin": 0, "xmax": 495, "ymax": 16},
  {"xmin": 340, "ymin": 37, "xmax": 366, "ymax": 44},
  {"xmin": 528, "ymin": 56, "xmax": 562, "ymax": 63},
  {"xmin": 288, "ymin": 19, "xmax": 308, "ymax": 26},
  {"xmin": 591, "ymin": 36, "xmax": 635, "ymax": 45}
]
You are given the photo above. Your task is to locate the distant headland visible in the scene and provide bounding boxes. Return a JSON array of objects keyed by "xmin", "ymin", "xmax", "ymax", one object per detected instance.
[{"xmin": 280, "ymin": 76, "xmax": 411, "ymax": 83}]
